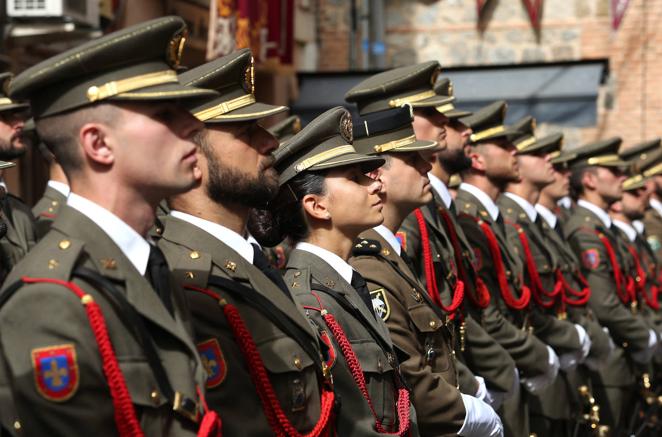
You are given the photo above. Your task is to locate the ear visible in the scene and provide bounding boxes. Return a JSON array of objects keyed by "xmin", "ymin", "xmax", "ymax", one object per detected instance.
[
  {"xmin": 301, "ymin": 193, "xmax": 330, "ymax": 221},
  {"xmin": 582, "ymin": 170, "xmax": 597, "ymax": 191},
  {"xmin": 79, "ymin": 122, "xmax": 114, "ymax": 166},
  {"xmin": 468, "ymin": 146, "xmax": 486, "ymax": 171}
]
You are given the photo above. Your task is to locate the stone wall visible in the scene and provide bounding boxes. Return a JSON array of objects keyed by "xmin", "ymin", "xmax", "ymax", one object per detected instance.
[{"xmin": 312, "ymin": 0, "xmax": 662, "ymax": 150}]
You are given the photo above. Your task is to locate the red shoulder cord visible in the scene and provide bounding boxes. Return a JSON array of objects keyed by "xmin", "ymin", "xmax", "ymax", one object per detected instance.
[
  {"xmin": 626, "ymin": 246, "xmax": 660, "ymax": 310},
  {"xmin": 185, "ymin": 285, "xmax": 335, "ymax": 437},
  {"xmin": 303, "ymin": 292, "xmax": 411, "ymax": 436},
  {"xmin": 595, "ymin": 232, "xmax": 634, "ymax": 305},
  {"xmin": 511, "ymin": 223, "xmax": 562, "ymax": 309},
  {"xmin": 438, "ymin": 208, "xmax": 490, "ymax": 308},
  {"xmin": 21, "ymin": 276, "xmax": 144, "ymax": 437},
  {"xmin": 475, "ymin": 220, "xmax": 530, "ymax": 309},
  {"xmin": 413, "ymin": 209, "xmax": 464, "ymax": 318},
  {"xmin": 555, "ymin": 269, "xmax": 591, "ymax": 307}
]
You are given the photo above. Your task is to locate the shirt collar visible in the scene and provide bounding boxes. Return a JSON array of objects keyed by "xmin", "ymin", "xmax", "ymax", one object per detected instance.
[
  {"xmin": 633, "ymin": 219, "xmax": 645, "ymax": 235},
  {"xmin": 504, "ymin": 192, "xmax": 537, "ymax": 222},
  {"xmin": 428, "ymin": 173, "xmax": 452, "ymax": 209},
  {"xmin": 558, "ymin": 196, "xmax": 572, "ymax": 209},
  {"xmin": 373, "ymin": 225, "xmax": 402, "ymax": 256},
  {"xmin": 613, "ymin": 220, "xmax": 637, "ymax": 242},
  {"xmin": 535, "ymin": 204, "xmax": 558, "ymax": 229},
  {"xmin": 650, "ymin": 198, "xmax": 662, "ymax": 218},
  {"xmin": 577, "ymin": 199, "xmax": 612, "ymax": 228},
  {"xmin": 47, "ymin": 180, "xmax": 70, "ymax": 197},
  {"xmin": 170, "ymin": 210, "xmax": 254, "ymax": 264},
  {"xmin": 67, "ymin": 193, "xmax": 151, "ymax": 275},
  {"xmin": 295, "ymin": 242, "xmax": 354, "ymax": 284},
  {"xmin": 459, "ymin": 182, "xmax": 500, "ymax": 221}
]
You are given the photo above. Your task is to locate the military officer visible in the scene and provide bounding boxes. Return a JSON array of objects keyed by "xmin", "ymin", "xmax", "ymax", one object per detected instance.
[
  {"xmin": 455, "ymin": 101, "xmax": 561, "ymax": 437},
  {"xmin": 345, "ymin": 65, "xmax": 503, "ymax": 437},
  {"xmin": 398, "ymin": 75, "xmax": 518, "ymax": 408},
  {"xmin": 158, "ymin": 49, "xmax": 337, "ymax": 436},
  {"xmin": 638, "ymin": 139, "xmax": 662, "ymax": 260},
  {"xmin": 535, "ymin": 139, "xmax": 614, "ymax": 435},
  {"xmin": 260, "ymin": 106, "xmax": 418, "ymax": 435},
  {"xmin": 0, "ymin": 73, "xmax": 37, "ymax": 275},
  {"xmin": 497, "ymin": 120, "xmax": 590, "ymax": 436},
  {"xmin": 0, "ymin": 16, "xmax": 221, "ymax": 436},
  {"xmin": 564, "ymin": 137, "xmax": 658, "ymax": 433},
  {"xmin": 27, "ymin": 118, "xmax": 70, "ymax": 239}
]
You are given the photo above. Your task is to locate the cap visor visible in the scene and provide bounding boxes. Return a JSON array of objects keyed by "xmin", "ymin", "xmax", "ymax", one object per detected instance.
[
  {"xmin": 111, "ymin": 82, "xmax": 218, "ymax": 102},
  {"xmin": 551, "ymin": 153, "xmax": 577, "ymax": 165},
  {"xmin": 309, "ymin": 152, "xmax": 385, "ymax": 174},
  {"xmin": 444, "ymin": 108, "xmax": 473, "ymax": 118},
  {"xmin": 410, "ymin": 95, "xmax": 454, "ymax": 109},
  {"xmin": 0, "ymin": 161, "xmax": 16, "ymax": 170},
  {"xmin": 516, "ymin": 143, "xmax": 558, "ymax": 156},
  {"xmin": 388, "ymin": 139, "xmax": 439, "ymax": 153},
  {"xmin": 0, "ymin": 102, "xmax": 30, "ymax": 113},
  {"xmin": 203, "ymin": 101, "xmax": 289, "ymax": 123}
]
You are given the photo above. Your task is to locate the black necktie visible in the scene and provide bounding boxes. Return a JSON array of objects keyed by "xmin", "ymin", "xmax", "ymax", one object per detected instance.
[
  {"xmin": 400, "ymin": 249, "xmax": 415, "ymax": 273},
  {"xmin": 146, "ymin": 245, "xmax": 174, "ymax": 316},
  {"xmin": 251, "ymin": 243, "xmax": 292, "ymax": 299},
  {"xmin": 350, "ymin": 270, "xmax": 375, "ymax": 319}
]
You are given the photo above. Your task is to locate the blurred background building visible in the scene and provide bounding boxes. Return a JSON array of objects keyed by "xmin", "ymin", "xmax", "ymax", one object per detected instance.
[{"xmin": 0, "ymin": 0, "xmax": 659, "ymax": 203}]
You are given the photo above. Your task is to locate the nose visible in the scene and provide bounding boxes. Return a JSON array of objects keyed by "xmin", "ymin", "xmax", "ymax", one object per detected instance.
[
  {"xmin": 416, "ymin": 152, "xmax": 433, "ymax": 174},
  {"xmin": 365, "ymin": 174, "xmax": 383, "ymax": 194},
  {"xmin": 177, "ymin": 107, "xmax": 204, "ymax": 139},
  {"xmin": 256, "ymin": 125, "xmax": 279, "ymax": 154}
]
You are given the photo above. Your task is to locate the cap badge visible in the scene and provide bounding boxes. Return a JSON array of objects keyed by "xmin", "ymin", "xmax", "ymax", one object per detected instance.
[
  {"xmin": 448, "ymin": 82, "xmax": 454, "ymax": 97},
  {"xmin": 244, "ymin": 56, "xmax": 255, "ymax": 95},
  {"xmin": 430, "ymin": 66, "xmax": 441, "ymax": 86},
  {"xmin": 167, "ymin": 29, "xmax": 188, "ymax": 68},
  {"xmin": 340, "ymin": 112, "xmax": 353, "ymax": 143}
]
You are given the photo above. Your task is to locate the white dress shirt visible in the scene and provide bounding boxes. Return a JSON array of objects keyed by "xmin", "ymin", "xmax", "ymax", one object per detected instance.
[
  {"xmin": 67, "ymin": 193, "xmax": 151, "ymax": 275},
  {"xmin": 373, "ymin": 225, "xmax": 402, "ymax": 256},
  {"xmin": 296, "ymin": 242, "xmax": 354, "ymax": 284},
  {"xmin": 651, "ymin": 198, "xmax": 662, "ymax": 218},
  {"xmin": 428, "ymin": 173, "xmax": 453, "ymax": 209},
  {"xmin": 613, "ymin": 220, "xmax": 637, "ymax": 242},
  {"xmin": 503, "ymin": 192, "xmax": 537, "ymax": 222},
  {"xmin": 47, "ymin": 180, "xmax": 70, "ymax": 198},
  {"xmin": 535, "ymin": 204, "xmax": 558, "ymax": 229},
  {"xmin": 170, "ymin": 210, "xmax": 254, "ymax": 264},
  {"xmin": 577, "ymin": 199, "xmax": 612, "ymax": 228},
  {"xmin": 459, "ymin": 183, "xmax": 500, "ymax": 221}
]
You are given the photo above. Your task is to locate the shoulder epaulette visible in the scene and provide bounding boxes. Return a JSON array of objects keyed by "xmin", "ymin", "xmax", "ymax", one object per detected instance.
[
  {"xmin": 352, "ymin": 238, "xmax": 382, "ymax": 256},
  {"xmin": 458, "ymin": 200, "xmax": 479, "ymax": 216},
  {"xmin": 15, "ymin": 233, "xmax": 85, "ymax": 281}
]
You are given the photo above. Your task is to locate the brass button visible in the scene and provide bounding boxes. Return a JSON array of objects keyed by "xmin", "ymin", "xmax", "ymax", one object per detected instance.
[
  {"xmin": 429, "ymin": 320, "xmax": 437, "ymax": 328},
  {"xmin": 58, "ymin": 240, "xmax": 71, "ymax": 250},
  {"xmin": 622, "ymin": 341, "xmax": 629, "ymax": 349},
  {"xmin": 151, "ymin": 390, "xmax": 160, "ymax": 405},
  {"xmin": 294, "ymin": 271, "xmax": 301, "ymax": 277},
  {"xmin": 293, "ymin": 356, "xmax": 302, "ymax": 370},
  {"xmin": 185, "ymin": 271, "xmax": 194, "ymax": 279},
  {"xmin": 51, "ymin": 200, "xmax": 58, "ymax": 206},
  {"xmin": 377, "ymin": 358, "xmax": 383, "ymax": 371},
  {"xmin": 190, "ymin": 251, "xmax": 200, "ymax": 259},
  {"xmin": 155, "ymin": 227, "xmax": 163, "ymax": 235},
  {"xmin": 13, "ymin": 421, "xmax": 20, "ymax": 430}
]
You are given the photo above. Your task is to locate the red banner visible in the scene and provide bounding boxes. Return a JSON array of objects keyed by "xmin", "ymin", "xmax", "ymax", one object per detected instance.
[
  {"xmin": 522, "ymin": 0, "xmax": 543, "ymax": 29},
  {"xmin": 611, "ymin": 0, "xmax": 631, "ymax": 30}
]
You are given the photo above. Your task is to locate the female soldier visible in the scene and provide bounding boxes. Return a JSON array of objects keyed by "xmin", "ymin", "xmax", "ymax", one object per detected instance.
[{"xmin": 253, "ymin": 106, "xmax": 417, "ymax": 436}]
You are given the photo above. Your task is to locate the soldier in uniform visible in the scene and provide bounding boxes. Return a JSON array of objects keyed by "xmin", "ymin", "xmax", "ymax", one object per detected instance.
[
  {"xmin": 157, "ymin": 49, "xmax": 337, "ymax": 436},
  {"xmin": 639, "ymin": 139, "xmax": 662, "ymax": 260},
  {"xmin": 28, "ymin": 118, "xmax": 70, "ymax": 239},
  {"xmin": 0, "ymin": 16, "xmax": 220, "ymax": 436},
  {"xmin": 564, "ymin": 138, "xmax": 658, "ymax": 433},
  {"xmin": 496, "ymin": 120, "xmax": 591, "ymax": 436},
  {"xmin": 260, "ymin": 105, "xmax": 417, "ymax": 435},
  {"xmin": 535, "ymin": 137, "xmax": 614, "ymax": 434},
  {"xmin": 454, "ymin": 101, "xmax": 562, "ymax": 437},
  {"xmin": 399, "ymin": 75, "xmax": 518, "ymax": 408},
  {"xmin": 0, "ymin": 73, "xmax": 37, "ymax": 274},
  {"xmin": 345, "ymin": 65, "xmax": 503, "ymax": 436}
]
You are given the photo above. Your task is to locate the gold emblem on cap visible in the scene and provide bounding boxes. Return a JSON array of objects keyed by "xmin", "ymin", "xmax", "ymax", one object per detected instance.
[
  {"xmin": 292, "ymin": 117, "xmax": 302, "ymax": 134},
  {"xmin": 430, "ymin": 66, "xmax": 441, "ymax": 85},
  {"xmin": 244, "ymin": 56, "xmax": 255, "ymax": 95},
  {"xmin": 168, "ymin": 29, "xmax": 188, "ymax": 68},
  {"xmin": 448, "ymin": 82, "xmax": 454, "ymax": 97},
  {"xmin": 340, "ymin": 112, "xmax": 353, "ymax": 143}
]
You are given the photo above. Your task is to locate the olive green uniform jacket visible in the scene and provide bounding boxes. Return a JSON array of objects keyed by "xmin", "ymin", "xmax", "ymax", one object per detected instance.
[
  {"xmin": 349, "ymin": 229, "xmax": 466, "ymax": 436},
  {"xmin": 32, "ymin": 185, "xmax": 67, "ymax": 240},
  {"xmin": 0, "ymin": 194, "xmax": 37, "ymax": 279},
  {"xmin": 399, "ymin": 191, "xmax": 516, "ymax": 396},
  {"xmin": 564, "ymin": 204, "xmax": 651, "ymax": 389},
  {"xmin": 0, "ymin": 206, "xmax": 206, "ymax": 436},
  {"xmin": 158, "ymin": 216, "xmax": 330, "ymax": 436},
  {"xmin": 498, "ymin": 195, "xmax": 584, "ymax": 422},
  {"xmin": 643, "ymin": 204, "xmax": 662, "ymax": 261},
  {"xmin": 285, "ymin": 248, "xmax": 419, "ymax": 436}
]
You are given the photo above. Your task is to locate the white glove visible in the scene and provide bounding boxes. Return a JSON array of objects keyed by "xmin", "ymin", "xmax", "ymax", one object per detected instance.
[
  {"xmin": 656, "ymin": 332, "xmax": 662, "ymax": 359},
  {"xmin": 474, "ymin": 376, "xmax": 487, "ymax": 401},
  {"xmin": 474, "ymin": 375, "xmax": 503, "ymax": 410},
  {"xmin": 457, "ymin": 393, "xmax": 504, "ymax": 437},
  {"xmin": 522, "ymin": 346, "xmax": 559, "ymax": 394},
  {"xmin": 632, "ymin": 329, "xmax": 659, "ymax": 364},
  {"xmin": 559, "ymin": 324, "xmax": 592, "ymax": 371},
  {"xmin": 585, "ymin": 327, "xmax": 615, "ymax": 371}
]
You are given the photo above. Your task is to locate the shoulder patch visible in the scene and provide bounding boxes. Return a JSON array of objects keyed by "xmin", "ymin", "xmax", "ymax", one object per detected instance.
[
  {"xmin": 581, "ymin": 249, "xmax": 600, "ymax": 270},
  {"xmin": 370, "ymin": 288, "xmax": 391, "ymax": 321},
  {"xmin": 395, "ymin": 231, "xmax": 407, "ymax": 251},
  {"xmin": 353, "ymin": 238, "xmax": 382, "ymax": 256},
  {"xmin": 197, "ymin": 338, "xmax": 227, "ymax": 389},
  {"xmin": 647, "ymin": 235, "xmax": 661, "ymax": 252},
  {"xmin": 32, "ymin": 344, "xmax": 79, "ymax": 402}
]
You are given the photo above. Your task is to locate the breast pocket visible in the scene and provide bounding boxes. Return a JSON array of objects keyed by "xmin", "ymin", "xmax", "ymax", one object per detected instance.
[
  {"xmin": 409, "ymin": 304, "xmax": 452, "ymax": 375},
  {"xmin": 258, "ymin": 335, "xmax": 322, "ymax": 431}
]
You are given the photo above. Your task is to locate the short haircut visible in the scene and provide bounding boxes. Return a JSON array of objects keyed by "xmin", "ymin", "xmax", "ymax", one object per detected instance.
[
  {"xmin": 35, "ymin": 103, "xmax": 120, "ymax": 176},
  {"xmin": 569, "ymin": 166, "xmax": 596, "ymax": 200}
]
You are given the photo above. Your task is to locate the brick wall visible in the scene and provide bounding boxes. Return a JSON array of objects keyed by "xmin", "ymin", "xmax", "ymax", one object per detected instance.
[{"xmin": 313, "ymin": 0, "xmax": 662, "ymax": 150}]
